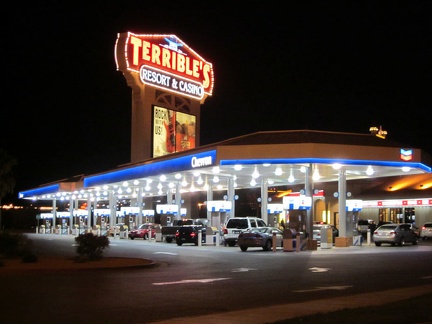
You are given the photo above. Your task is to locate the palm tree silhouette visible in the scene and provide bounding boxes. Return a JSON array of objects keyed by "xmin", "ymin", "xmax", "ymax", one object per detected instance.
[{"xmin": 0, "ymin": 148, "xmax": 17, "ymax": 230}]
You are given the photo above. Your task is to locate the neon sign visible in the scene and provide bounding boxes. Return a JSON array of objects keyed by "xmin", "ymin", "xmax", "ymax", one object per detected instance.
[
  {"xmin": 191, "ymin": 155, "xmax": 213, "ymax": 168},
  {"xmin": 115, "ymin": 33, "xmax": 214, "ymax": 98},
  {"xmin": 140, "ymin": 65, "xmax": 204, "ymax": 99}
]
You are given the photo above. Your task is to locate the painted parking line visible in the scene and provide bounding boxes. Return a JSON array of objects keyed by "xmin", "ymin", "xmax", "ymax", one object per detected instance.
[
  {"xmin": 232, "ymin": 268, "xmax": 257, "ymax": 272},
  {"xmin": 293, "ymin": 285, "xmax": 352, "ymax": 293},
  {"xmin": 153, "ymin": 278, "xmax": 230, "ymax": 285},
  {"xmin": 309, "ymin": 267, "xmax": 331, "ymax": 272}
]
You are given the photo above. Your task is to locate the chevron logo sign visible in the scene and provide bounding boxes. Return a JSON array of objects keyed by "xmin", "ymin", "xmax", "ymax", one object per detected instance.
[{"xmin": 400, "ymin": 149, "xmax": 413, "ymax": 161}]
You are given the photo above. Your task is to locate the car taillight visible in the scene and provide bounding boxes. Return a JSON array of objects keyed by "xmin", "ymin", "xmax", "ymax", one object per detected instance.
[
  {"xmin": 175, "ymin": 232, "xmax": 180, "ymax": 237},
  {"xmin": 190, "ymin": 232, "xmax": 196, "ymax": 238},
  {"xmin": 223, "ymin": 228, "xmax": 228, "ymax": 234},
  {"xmin": 390, "ymin": 231, "xmax": 396, "ymax": 235}
]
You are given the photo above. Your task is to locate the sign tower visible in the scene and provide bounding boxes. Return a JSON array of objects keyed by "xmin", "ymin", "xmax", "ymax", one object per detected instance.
[{"xmin": 115, "ymin": 33, "xmax": 214, "ymax": 162}]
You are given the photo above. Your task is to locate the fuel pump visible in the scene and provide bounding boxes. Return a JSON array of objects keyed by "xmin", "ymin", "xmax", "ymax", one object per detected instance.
[
  {"xmin": 79, "ymin": 217, "xmax": 85, "ymax": 234},
  {"xmin": 267, "ymin": 204, "xmax": 284, "ymax": 228},
  {"xmin": 283, "ymin": 195, "xmax": 312, "ymax": 250},
  {"xmin": 347, "ymin": 200, "xmax": 363, "ymax": 246},
  {"xmin": 100, "ymin": 217, "xmax": 107, "ymax": 235},
  {"xmin": 120, "ymin": 207, "xmax": 140, "ymax": 229},
  {"xmin": 156, "ymin": 204, "xmax": 179, "ymax": 242},
  {"xmin": 207, "ymin": 200, "xmax": 232, "ymax": 246},
  {"xmin": 45, "ymin": 219, "xmax": 51, "ymax": 234},
  {"xmin": 61, "ymin": 218, "xmax": 67, "ymax": 234},
  {"xmin": 128, "ymin": 214, "xmax": 136, "ymax": 229}
]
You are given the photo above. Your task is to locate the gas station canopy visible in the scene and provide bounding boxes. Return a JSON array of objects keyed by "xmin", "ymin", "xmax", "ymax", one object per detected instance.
[{"xmin": 19, "ymin": 130, "xmax": 432, "ymax": 201}]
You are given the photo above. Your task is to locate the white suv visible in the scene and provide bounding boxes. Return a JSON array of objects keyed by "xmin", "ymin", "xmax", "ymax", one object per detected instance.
[{"xmin": 223, "ymin": 217, "xmax": 267, "ymax": 247}]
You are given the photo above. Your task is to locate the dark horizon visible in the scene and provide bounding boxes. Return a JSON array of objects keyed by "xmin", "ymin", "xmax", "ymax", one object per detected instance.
[{"xmin": 2, "ymin": 1, "xmax": 431, "ymax": 203}]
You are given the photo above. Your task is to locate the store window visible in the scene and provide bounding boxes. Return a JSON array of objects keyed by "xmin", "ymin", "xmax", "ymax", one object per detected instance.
[
  {"xmin": 404, "ymin": 208, "xmax": 415, "ymax": 223},
  {"xmin": 379, "ymin": 207, "xmax": 415, "ymax": 224}
]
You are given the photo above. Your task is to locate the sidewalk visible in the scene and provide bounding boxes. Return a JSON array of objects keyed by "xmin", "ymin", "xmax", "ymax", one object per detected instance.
[{"xmin": 150, "ymin": 284, "xmax": 432, "ymax": 324}]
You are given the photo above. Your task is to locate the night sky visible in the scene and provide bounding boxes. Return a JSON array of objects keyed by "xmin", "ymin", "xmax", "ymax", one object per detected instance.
[{"xmin": 2, "ymin": 1, "xmax": 431, "ymax": 203}]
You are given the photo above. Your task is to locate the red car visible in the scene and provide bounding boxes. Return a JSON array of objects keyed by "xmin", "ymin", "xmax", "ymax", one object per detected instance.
[{"xmin": 128, "ymin": 223, "xmax": 156, "ymax": 240}]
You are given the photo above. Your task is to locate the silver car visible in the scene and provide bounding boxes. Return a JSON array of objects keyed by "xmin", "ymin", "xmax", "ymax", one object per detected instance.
[
  {"xmin": 237, "ymin": 227, "xmax": 283, "ymax": 251},
  {"xmin": 373, "ymin": 223, "xmax": 418, "ymax": 246},
  {"xmin": 420, "ymin": 222, "xmax": 432, "ymax": 240}
]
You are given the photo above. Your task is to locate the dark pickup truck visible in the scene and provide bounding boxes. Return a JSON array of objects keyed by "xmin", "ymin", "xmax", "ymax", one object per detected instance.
[
  {"xmin": 162, "ymin": 219, "xmax": 207, "ymax": 243},
  {"xmin": 175, "ymin": 225, "xmax": 207, "ymax": 246}
]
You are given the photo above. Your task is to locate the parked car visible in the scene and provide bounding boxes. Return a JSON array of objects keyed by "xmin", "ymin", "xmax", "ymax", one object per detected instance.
[
  {"xmin": 373, "ymin": 223, "xmax": 418, "ymax": 246},
  {"xmin": 409, "ymin": 224, "xmax": 420, "ymax": 238},
  {"xmin": 237, "ymin": 227, "xmax": 283, "ymax": 251},
  {"xmin": 420, "ymin": 222, "xmax": 432, "ymax": 240},
  {"xmin": 223, "ymin": 217, "xmax": 267, "ymax": 247},
  {"xmin": 162, "ymin": 219, "xmax": 206, "ymax": 243},
  {"xmin": 357, "ymin": 219, "xmax": 371, "ymax": 237},
  {"xmin": 377, "ymin": 221, "xmax": 394, "ymax": 227},
  {"xmin": 313, "ymin": 224, "xmax": 339, "ymax": 244},
  {"xmin": 128, "ymin": 223, "xmax": 156, "ymax": 240},
  {"xmin": 175, "ymin": 225, "xmax": 206, "ymax": 246}
]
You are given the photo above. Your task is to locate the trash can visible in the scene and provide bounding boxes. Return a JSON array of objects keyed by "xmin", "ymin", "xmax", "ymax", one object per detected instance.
[
  {"xmin": 320, "ymin": 225, "xmax": 333, "ymax": 249},
  {"xmin": 283, "ymin": 229, "xmax": 294, "ymax": 252},
  {"xmin": 155, "ymin": 226, "xmax": 162, "ymax": 242},
  {"xmin": 353, "ymin": 234, "xmax": 363, "ymax": 246}
]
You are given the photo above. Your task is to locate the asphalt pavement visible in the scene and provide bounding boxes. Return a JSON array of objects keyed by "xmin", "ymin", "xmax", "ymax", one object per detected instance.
[
  {"xmin": 150, "ymin": 283, "xmax": 432, "ymax": 323},
  {"xmin": 5, "ymin": 233, "xmax": 431, "ymax": 323},
  {"xmin": 149, "ymin": 241, "xmax": 432, "ymax": 323}
]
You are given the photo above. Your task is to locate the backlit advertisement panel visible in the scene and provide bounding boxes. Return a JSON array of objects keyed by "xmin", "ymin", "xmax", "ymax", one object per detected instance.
[{"xmin": 153, "ymin": 106, "xmax": 196, "ymax": 158}]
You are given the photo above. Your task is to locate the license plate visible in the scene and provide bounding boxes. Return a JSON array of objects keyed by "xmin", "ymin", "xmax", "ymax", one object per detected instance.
[{"xmin": 233, "ymin": 230, "xmax": 241, "ymax": 234}]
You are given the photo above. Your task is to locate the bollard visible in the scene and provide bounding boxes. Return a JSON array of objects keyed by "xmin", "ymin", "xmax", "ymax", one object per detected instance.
[
  {"xmin": 198, "ymin": 229, "xmax": 202, "ymax": 247},
  {"xmin": 296, "ymin": 233, "xmax": 300, "ymax": 252},
  {"xmin": 272, "ymin": 231, "xmax": 277, "ymax": 252},
  {"xmin": 215, "ymin": 232, "xmax": 220, "ymax": 247},
  {"xmin": 367, "ymin": 229, "xmax": 371, "ymax": 245}
]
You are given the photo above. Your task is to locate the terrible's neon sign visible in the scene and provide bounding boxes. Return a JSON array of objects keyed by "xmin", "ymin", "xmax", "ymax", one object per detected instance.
[
  {"xmin": 140, "ymin": 65, "xmax": 204, "ymax": 99},
  {"xmin": 115, "ymin": 33, "xmax": 214, "ymax": 99}
]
